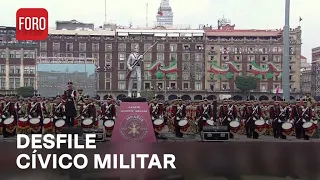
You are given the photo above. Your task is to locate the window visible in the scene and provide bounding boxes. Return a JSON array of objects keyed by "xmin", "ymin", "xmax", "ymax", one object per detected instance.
[
  {"xmin": 182, "ymin": 72, "xmax": 189, "ymax": 80},
  {"xmin": 274, "ymin": 56, "xmax": 281, "ymax": 62},
  {"xmin": 183, "ymin": 82, "xmax": 189, "ymax": 89},
  {"xmin": 235, "ymin": 47, "xmax": 241, "ymax": 54},
  {"xmin": 289, "ymin": 47, "xmax": 294, "ymax": 54},
  {"xmin": 0, "ymin": 51, "xmax": 6, "ymax": 58},
  {"xmin": 9, "ymin": 51, "xmax": 16, "ymax": 58},
  {"xmin": 9, "ymin": 65, "xmax": 14, "ymax": 74},
  {"xmin": 9, "ymin": 78, "xmax": 14, "ymax": 89},
  {"xmin": 144, "ymin": 44, "xmax": 151, "ymax": 51},
  {"xmin": 222, "ymin": 83, "xmax": 228, "ymax": 90},
  {"xmin": 0, "ymin": 65, "xmax": 5, "ymax": 74},
  {"xmin": 195, "ymin": 54, "xmax": 203, "ymax": 61},
  {"xmin": 144, "ymin": 82, "xmax": 151, "ymax": 89},
  {"xmin": 274, "ymin": 83, "xmax": 280, "ymax": 89},
  {"xmin": 53, "ymin": 42, "xmax": 60, "ymax": 51},
  {"xmin": 144, "ymin": 72, "xmax": 152, "ymax": 80},
  {"xmin": 40, "ymin": 52, "xmax": 47, "ymax": 57},
  {"xmin": 196, "ymin": 44, "xmax": 203, "ymax": 51},
  {"xmin": 40, "ymin": 42, "xmax": 47, "ymax": 51},
  {"xmin": 157, "ymin": 82, "xmax": 163, "ymax": 89},
  {"xmin": 144, "ymin": 62, "xmax": 151, "ymax": 69},
  {"xmin": 170, "ymin": 44, "xmax": 177, "ymax": 52},
  {"xmin": 170, "ymin": 53, "xmax": 177, "ymax": 61},
  {"xmin": 29, "ymin": 67, "xmax": 35, "ymax": 74},
  {"xmin": 144, "ymin": 53, "xmax": 151, "ymax": 61},
  {"xmin": 79, "ymin": 53, "xmax": 86, "ymax": 58},
  {"xmin": 92, "ymin": 53, "xmax": 99, "ymax": 60},
  {"xmin": 24, "ymin": 78, "xmax": 29, "ymax": 86},
  {"xmin": 195, "ymin": 82, "xmax": 202, "ymax": 90},
  {"xmin": 157, "ymin": 53, "xmax": 164, "ymax": 61},
  {"xmin": 66, "ymin": 53, "xmax": 73, "ymax": 57},
  {"xmin": 261, "ymin": 56, "xmax": 267, "ymax": 62},
  {"xmin": 79, "ymin": 42, "xmax": 86, "ymax": 52},
  {"xmin": 170, "ymin": 82, "xmax": 176, "ymax": 88},
  {"xmin": 235, "ymin": 55, "xmax": 241, "ymax": 62},
  {"xmin": 92, "ymin": 43, "xmax": 99, "ymax": 52},
  {"xmin": 131, "ymin": 43, "xmax": 139, "ymax": 51},
  {"xmin": 119, "ymin": 53, "xmax": 125, "ymax": 61},
  {"xmin": 183, "ymin": 44, "xmax": 190, "ymax": 51},
  {"xmin": 248, "ymin": 55, "xmax": 254, "ymax": 62},
  {"xmin": 16, "ymin": 51, "xmax": 21, "ymax": 58},
  {"xmin": 182, "ymin": 62, "xmax": 189, "ymax": 71},
  {"xmin": 105, "ymin": 81, "xmax": 111, "ymax": 90},
  {"xmin": 289, "ymin": 65, "xmax": 292, "ymax": 71},
  {"xmin": 183, "ymin": 53, "xmax": 190, "ymax": 61},
  {"xmin": 105, "ymin": 61, "xmax": 112, "ymax": 68},
  {"xmin": 195, "ymin": 73, "xmax": 202, "ymax": 81},
  {"xmin": 248, "ymin": 64, "xmax": 252, "ymax": 70},
  {"xmin": 118, "ymin": 43, "xmax": 126, "ymax": 51},
  {"xmin": 118, "ymin": 81, "xmax": 126, "ymax": 90},
  {"xmin": 66, "ymin": 43, "xmax": 73, "ymax": 52},
  {"xmin": 222, "ymin": 55, "xmax": 229, "ymax": 61},
  {"xmin": 118, "ymin": 72, "xmax": 125, "ymax": 80},
  {"xmin": 105, "ymin": 44, "xmax": 112, "ymax": 51},
  {"xmin": 15, "ymin": 78, "xmax": 20, "ymax": 89},
  {"xmin": 24, "ymin": 67, "xmax": 29, "ymax": 74},
  {"xmin": 260, "ymin": 84, "xmax": 267, "ymax": 91},
  {"xmin": 0, "ymin": 78, "xmax": 5, "ymax": 89},
  {"xmin": 157, "ymin": 44, "xmax": 164, "ymax": 51},
  {"xmin": 289, "ymin": 75, "xmax": 293, "ymax": 81},
  {"xmin": 105, "ymin": 72, "xmax": 111, "ymax": 80},
  {"xmin": 248, "ymin": 47, "xmax": 254, "ymax": 53},
  {"xmin": 105, "ymin": 53, "xmax": 112, "ymax": 60},
  {"xmin": 119, "ymin": 62, "xmax": 125, "ymax": 70},
  {"xmin": 15, "ymin": 66, "xmax": 20, "ymax": 74}
]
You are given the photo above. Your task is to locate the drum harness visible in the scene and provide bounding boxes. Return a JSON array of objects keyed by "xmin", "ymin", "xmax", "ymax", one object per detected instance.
[
  {"xmin": 221, "ymin": 105, "xmax": 234, "ymax": 123},
  {"xmin": 273, "ymin": 106, "xmax": 287, "ymax": 123},
  {"xmin": 1, "ymin": 102, "xmax": 11, "ymax": 118},
  {"xmin": 296, "ymin": 106, "xmax": 309, "ymax": 124},
  {"xmin": 103, "ymin": 103, "xmax": 114, "ymax": 119},
  {"xmin": 29, "ymin": 102, "xmax": 44, "ymax": 119},
  {"xmin": 246, "ymin": 105, "xmax": 259, "ymax": 123}
]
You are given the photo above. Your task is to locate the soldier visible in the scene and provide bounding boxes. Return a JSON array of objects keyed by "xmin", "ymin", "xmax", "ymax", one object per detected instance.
[
  {"xmin": 101, "ymin": 95, "xmax": 116, "ymax": 121},
  {"xmin": 127, "ymin": 45, "xmax": 143, "ymax": 98},
  {"xmin": 243, "ymin": 101, "xmax": 254, "ymax": 138},
  {"xmin": 172, "ymin": 98, "xmax": 186, "ymax": 138},
  {"xmin": 62, "ymin": 81, "xmax": 77, "ymax": 127}
]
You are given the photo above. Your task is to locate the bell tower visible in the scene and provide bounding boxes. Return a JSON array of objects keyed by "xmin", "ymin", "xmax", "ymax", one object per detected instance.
[{"xmin": 156, "ymin": 0, "xmax": 173, "ymax": 26}]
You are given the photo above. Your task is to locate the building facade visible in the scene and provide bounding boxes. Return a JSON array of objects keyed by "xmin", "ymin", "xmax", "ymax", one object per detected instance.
[
  {"xmin": 300, "ymin": 55, "xmax": 310, "ymax": 70},
  {"xmin": 0, "ymin": 26, "xmax": 37, "ymax": 95},
  {"xmin": 204, "ymin": 19, "xmax": 302, "ymax": 100},
  {"xmin": 300, "ymin": 68, "xmax": 311, "ymax": 94},
  {"xmin": 311, "ymin": 46, "xmax": 320, "ymax": 98}
]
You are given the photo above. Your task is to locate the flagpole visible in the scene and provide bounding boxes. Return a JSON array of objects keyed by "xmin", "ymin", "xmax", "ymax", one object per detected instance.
[{"xmin": 282, "ymin": 0, "xmax": 291, "ymax": 101}]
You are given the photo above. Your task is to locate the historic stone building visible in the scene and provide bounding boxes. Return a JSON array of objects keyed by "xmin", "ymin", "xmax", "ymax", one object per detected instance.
[
  {"xmin": 300, "ymin": 68, "xmax": 311, "ymax": 94},
  {"xmin": 0, "ymin": 26, "xmax": 37, "ymax": 95},
  {"xmin": 311, "ymin": 46, "xmax": 320, "ymax": 98},
  {"xmin": 204, "ymin": 18, "xmax": 302, "ymax": 101}
]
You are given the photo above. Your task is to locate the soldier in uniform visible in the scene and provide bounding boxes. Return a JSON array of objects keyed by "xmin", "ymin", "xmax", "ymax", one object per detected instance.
[
  {"xmin": 243, "ymin": 101, "xmax": 254, "ymax": 138},
  {"xmin": 62, "ymin": 81, "xmax": 77, "ymax": 127},
  {"xmin": 101, "ymin": 95, "xmax": 116, "ymax": 121},
  {"xmin": 2, "ymin": 96, "xmax": 17, "ymax": 137},
  {"xmin": 173, "ymin": 98, "xmax": 186, "ymax": 138}
]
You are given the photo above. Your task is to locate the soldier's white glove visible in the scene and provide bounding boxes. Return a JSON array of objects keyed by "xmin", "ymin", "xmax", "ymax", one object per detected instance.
[
  {"xmin": 113, "ymin": 116, "xmax": 116, "ymax": 120},
  {"xmin": 54, "ymin": 116, "xmax": 58, "ymax": 119},
  {"xmin": 1, "ymin": 115, "xmax": 5, "ymax": 119},
  {"xmin": 202, "ymin": 117, "xmax": 206, "ymax": 120},
  {"xmin": 290, "ymin": 120, "xmax": 294, "ymax": 124},
  {"xmin": 266, "ymin": 120, "xmax": 269, "ymax": 124},
  {"xmin": 152, "ymin": 117, "xmax": 155, "ymax": 120},
  {"xmin": 81, "ymin": 116, "xmax": 84, "ymax": 119},
  {"xmin": 303, "ymin": 119, "xmax": 306, "ymax": 123},
  {"xmin": 11, "ymin": 115, "xmax": 14, "ymax": 118},
  {"xmin": 63, "ymin": 116, "xmax": 66, "ymax": 119},
  {"xmin": 28, "ymin": 115, "xmax": 32, "ymax": 119},
  {"xmin": 128, "ymin": 66, "xmax": 133, "ymax": 71},
  {"xmin": 38, "ymin": 116, "xmax": 41, "ymax": 118},
  {"xmin": 278, "ymin": 119, "xmax": 281, "ymax": 123},
  {"xmin": 210, "ymin": 117, "xmax": 213, "ymax": 120}
]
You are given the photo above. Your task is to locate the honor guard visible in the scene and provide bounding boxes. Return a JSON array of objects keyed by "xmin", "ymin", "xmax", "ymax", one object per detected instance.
[
  {"xmin": 196, "ymin": 98, "xmax": 213, "ymax": 132},
  {"xmin": 2, "ymin": 96, "xmax": 17, "ymax": 137},
  {"xmin": 243, "ymin": 101, "xmax": 254, "ymax": 138},
  {"xmin": 300, "ymin": 101, "xmax": 314, "ymax": 140},
  {"xmin": 62, "ymin": 81, "xmax": 77, "ymax": 127},
  {"xmin": 149, "ymin": 96, "xmax": 159, "ymax": 121}
]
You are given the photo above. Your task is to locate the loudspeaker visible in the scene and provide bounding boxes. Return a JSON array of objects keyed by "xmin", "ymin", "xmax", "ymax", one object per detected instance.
[
  {"xmin": 61, "ymin": 127, "xmax": 83, "ymax": 136},
  {"xmin": 201, "ymin": 125, "xmax": 229, "ymax": 142}
]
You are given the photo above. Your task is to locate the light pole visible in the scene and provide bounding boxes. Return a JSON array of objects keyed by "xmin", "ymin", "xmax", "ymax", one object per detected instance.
[{"xmin": 282, "ymin": 0, "xmax": 291, "ymax": 100}]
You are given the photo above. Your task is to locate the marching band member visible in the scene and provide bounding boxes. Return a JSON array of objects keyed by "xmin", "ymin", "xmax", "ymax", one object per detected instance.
[
  {"xmin": 62, "ymin": 81, "xmax": 77, "ymax": 127},
  {"xmin": 243, "ymin": 101, "xmax": 254, "ymax": 138},
  {"xmin": 52, "ymin": 95, "xmax": 65, "ymax": 120},
  {"xmin": 301, "ymin": 101, "xmax": 314, "ymax": 140},
  {"xmin": 291, "ymin": 101, "xmax": 303, "ymax": 139},
  {"xmin": 101, "ymin": 95, "xmax": 116, "ymax": 121},
  {"xmin": 172, "ymin": 98, "xmax": 186, "ymax": 138},
  {"xmin": 271, "ymin": 101, "xmax": 282, "ymax": 138},
  {"xmin": 149, "ymin": 96, "xmax": 159, "ymax": 122},
  {"xmin": 196, "ymin": 98, "xmax": 213, "ymax": 132},
  {"xmin": 2, "ymin": 96, "xmax": 18, "ymax": 137}
]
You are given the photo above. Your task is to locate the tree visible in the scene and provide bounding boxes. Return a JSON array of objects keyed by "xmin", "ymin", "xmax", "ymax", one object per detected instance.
[
  {"xmin": 235, "ymin": 76, "xmax": 258, "ymax": 92},
  {"xmin": 16, "ymin": 86, "xmax": 35, "ymax": 98}
]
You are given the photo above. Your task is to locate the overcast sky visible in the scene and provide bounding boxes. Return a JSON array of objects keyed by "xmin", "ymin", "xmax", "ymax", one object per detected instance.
[{"xmin": 2, "ymin": 0, "xmax": 319, "ymax": 61}]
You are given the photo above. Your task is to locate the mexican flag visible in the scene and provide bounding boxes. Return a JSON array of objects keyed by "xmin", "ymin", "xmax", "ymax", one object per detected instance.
[
  {"xmin": 148, "ymin": 60, "xmax": 161, "ymax": 74},
  {"xmin": 160, "ymin": 60, "xmax": 178, "ymax": 73}
]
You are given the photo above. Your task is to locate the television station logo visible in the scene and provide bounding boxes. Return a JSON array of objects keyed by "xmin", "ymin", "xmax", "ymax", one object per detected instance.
[
  {"xmin": 16, "ymin": 8, "xmax": 48, "ymax": 40},
  {"xmin": 120, "ymin": 115, "xmax": 148, "ymax": 141}
]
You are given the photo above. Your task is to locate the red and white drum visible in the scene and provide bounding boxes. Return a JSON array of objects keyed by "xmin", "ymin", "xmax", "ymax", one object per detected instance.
[
  {"xmin": 29, "ymin": 118, "xmax": 41, "ymax": 134},
  {"xmin": 303, "ymin": 122, "xmax": 317, "ymax": 137},
  {"xmin": 229, "ymin": 121, "xmax": 241, "ymax": 134},
  {"xmin": 55, "ymin": 119, "xmax": 66, "ymax": 134},
  {"xmin": 43, "ymin": 118, "xmax": 53, "ymax": 134},
  {"xmin": 178, "ymin": 120, "xmax": 190, "ymax": 133},
  {"xmin": 154, "ymin": 119, "xmax": 165, "ymax": 132},
  {"xmin": 17, "ymin": 117, "xmax": 29, "ymax": 134},
  {"xmin": 255, "ymin": 120, "xmax": 266, "ymax": 134},
  {"xmin": 104, "ymin": 120, "xmax": 114, "ymax": 136},
  {"xmin": 4, "ymin": 117, "xmax": 16, "ymax": 135},
  {"xmin": 282, "ymin": 122, "xmax": 294, "ymax": 136},
  {"xmin": 82, "ymin": 118, "xmax": 93, "ymax": 128},
  {"xmin": 206, "ymin": 120, "xmax": 215, "ymax": 126}
]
